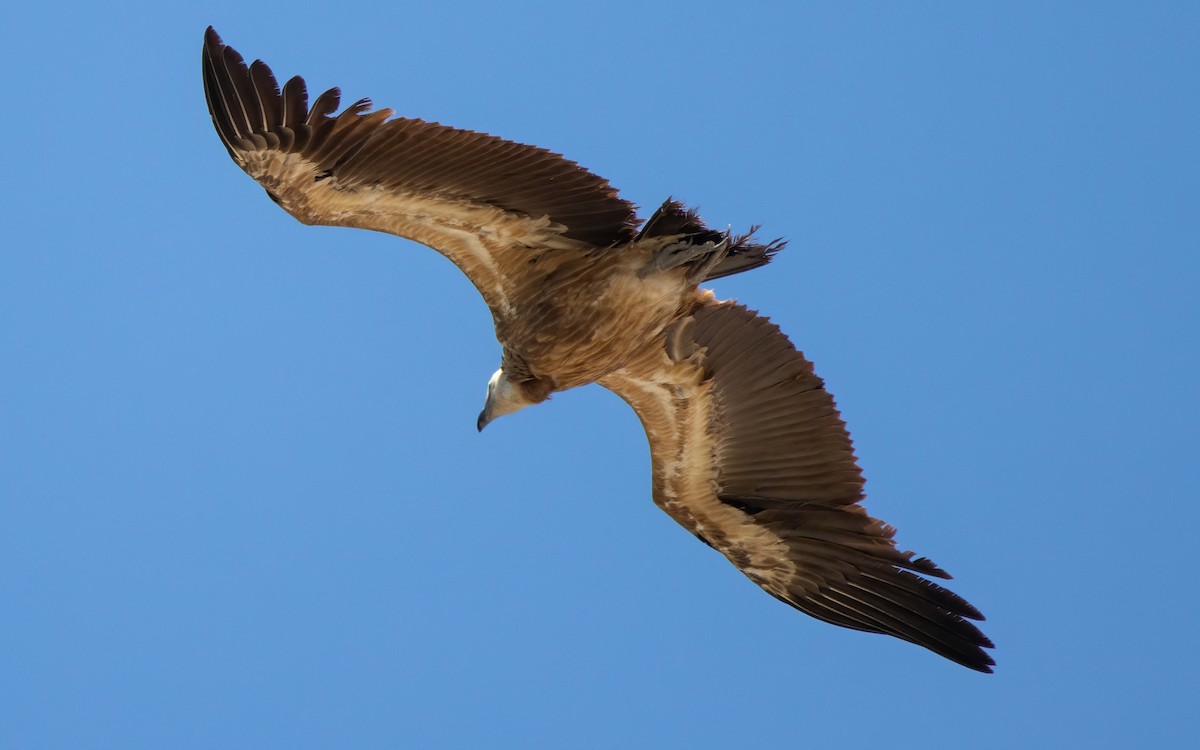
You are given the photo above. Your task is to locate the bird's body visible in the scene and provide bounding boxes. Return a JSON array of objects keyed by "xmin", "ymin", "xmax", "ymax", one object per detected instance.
[{"xmin": 203, "ymin": 27, "xmax": 995, "ymax": 672}]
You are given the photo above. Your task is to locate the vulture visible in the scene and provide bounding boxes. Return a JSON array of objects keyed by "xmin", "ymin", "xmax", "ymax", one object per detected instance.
[{"xmin": 201, "ymin": 27, "xmax": 994, "ymax": 673}]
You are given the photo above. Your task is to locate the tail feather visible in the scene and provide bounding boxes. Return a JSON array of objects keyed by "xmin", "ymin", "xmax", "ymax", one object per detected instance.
[{"xmin": 637, "ymin": 199, "xmax": 785, "ymax": 281}]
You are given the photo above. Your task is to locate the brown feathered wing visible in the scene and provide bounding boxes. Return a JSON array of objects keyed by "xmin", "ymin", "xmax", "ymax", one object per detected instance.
[
  {"xmin": 599, "ymin": 300, "xmax": 995, "ymax": 672},
  {"xmin": 201, "ymin": 27, "xmax": 639, "ymax": 313}
]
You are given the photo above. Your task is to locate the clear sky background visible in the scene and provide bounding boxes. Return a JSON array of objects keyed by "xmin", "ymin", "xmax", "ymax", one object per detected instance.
[{"xmin": 3, "ymin": 2, "xmax": 1197, "ymax": 748}]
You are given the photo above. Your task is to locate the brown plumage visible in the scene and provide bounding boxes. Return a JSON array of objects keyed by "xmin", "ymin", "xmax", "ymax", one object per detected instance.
[{"xmin": 202, "ymin": 27, "xmax": 994, "ymax": 673}]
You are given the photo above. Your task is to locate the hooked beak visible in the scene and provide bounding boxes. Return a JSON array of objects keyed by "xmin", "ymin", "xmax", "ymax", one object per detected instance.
[{"xmin": 477, "ymin": 393, "xmax": 494, "ymax": 432}]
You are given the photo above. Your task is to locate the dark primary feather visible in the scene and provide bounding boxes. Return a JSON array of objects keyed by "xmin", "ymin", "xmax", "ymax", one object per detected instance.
[
  {"xmin": 202, "ymin": 27, "xmax": 639, "ymax": 247},
  {"xmin": 681, "ymin": 303, "xmax": 995, "ymax": 672}
]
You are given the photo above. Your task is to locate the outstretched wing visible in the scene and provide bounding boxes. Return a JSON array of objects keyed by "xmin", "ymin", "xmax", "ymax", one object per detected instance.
[
  {"xmin": 201, "ymin": 27, "xmax": 638, "ymax": 315},
  {"xmin": 599, "ymin": 299, "xmax": 995, "ymax": 672}
]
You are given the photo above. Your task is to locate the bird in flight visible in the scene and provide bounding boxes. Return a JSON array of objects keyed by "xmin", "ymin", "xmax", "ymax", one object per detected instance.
[{"xmin": 202, "ymin": 27, "xmax": 994, "ymax": 672}]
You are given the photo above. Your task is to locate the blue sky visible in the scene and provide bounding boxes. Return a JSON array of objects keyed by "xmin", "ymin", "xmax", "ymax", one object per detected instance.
[{"xmin": 3, "ymin": 2, "xmax": 1198, "ymax": 747}]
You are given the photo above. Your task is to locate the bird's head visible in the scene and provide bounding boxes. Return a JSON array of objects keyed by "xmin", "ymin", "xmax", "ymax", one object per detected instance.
[{"xmin": 477, "ymin": 368, "xmax": 549, "ymax": 431}]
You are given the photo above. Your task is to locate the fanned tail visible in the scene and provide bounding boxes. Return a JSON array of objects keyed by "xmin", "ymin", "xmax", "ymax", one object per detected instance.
[{"xmin": 637, "ymin": 198, "xmax": 786, "ymax": 281}]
